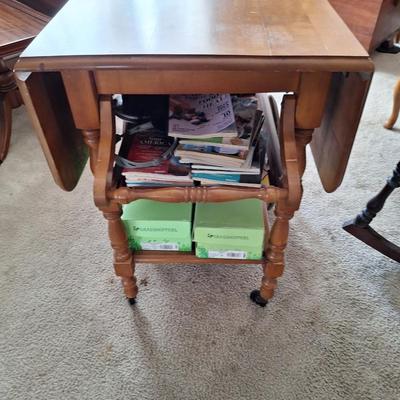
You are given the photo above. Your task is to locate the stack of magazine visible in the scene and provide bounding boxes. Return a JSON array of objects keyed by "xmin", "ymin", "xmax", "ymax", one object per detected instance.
[
  {"xmin": 118, "ymin": 94, "xmax": 269, "ymax": 188},
  {"xmin": 169, "ymin": 94, "xmax": 267, "ymax": 188}
]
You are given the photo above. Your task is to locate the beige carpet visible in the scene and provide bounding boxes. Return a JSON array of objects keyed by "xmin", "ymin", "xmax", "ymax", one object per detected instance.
[{"xmin": 1, "ymin": 52, "xmax": 400, "ymax": 400}]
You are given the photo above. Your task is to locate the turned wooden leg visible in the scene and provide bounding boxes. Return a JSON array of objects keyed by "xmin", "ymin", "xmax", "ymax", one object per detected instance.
[
  {"xmin": 0, "ymin": 93, "xmax": 11, "ymax": 163},
  {"xmin": 250, "ymin": 128, "xmax": 311, "ymax": 304},
  {"xmin": 0, "ymin": 60, "xmax": 18, "ymax": 164},
  {"xmin": 250, "ymin": 129, "xmax": 312, "ymax": 306},
  {"xmin": 384, "ymin": 79, "xmax": 400, "ymax": 129},
  {"xmin": 251, "ymin": 95, "xmax": 303, "ymax": 306},
  {"xmin": 251, "ymin": 204, "xmax": 295, "ymax": 306},
  {"xmin": 102, "ymin": 205, "xmax": 138, "ymax": 303}
]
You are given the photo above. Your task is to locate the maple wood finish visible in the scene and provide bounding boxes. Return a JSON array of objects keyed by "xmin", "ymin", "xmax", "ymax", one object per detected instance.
[
  {"xmin": 15, "ymin": 0, "xmax": 373, "ymax": 306},
  {"xmin": 311, "ymin": 72, "xmax": 372, "ymax": 192},
  {"xmin": 385, "ymin": 79, "xmax": 400, "ymax": 129},
  {"xmin": 330, "ymin": 0, "xmax": 400, "ymax": 53},
  {"xmin": 0, "ymin": 0, "xmax": 49, "ymax": 163}
]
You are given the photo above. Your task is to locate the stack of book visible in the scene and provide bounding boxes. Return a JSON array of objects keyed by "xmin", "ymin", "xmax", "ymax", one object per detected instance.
[
  {"xmin": 169, "ymin": 94, "xmax": 267, "ymax": 188},
  {"xmin": 119, "ymin": 126, "xmax": 192, "ymax": 187},
  {"xmin": 117, "ymin": 93, "xmax": 268, "ymax": 188}
]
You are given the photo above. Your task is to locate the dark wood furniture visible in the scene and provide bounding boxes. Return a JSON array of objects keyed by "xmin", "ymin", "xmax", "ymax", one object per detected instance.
[
  {"xmin": 18, "ymin": 0, "xmax": 67, "ymax": 16},
  {"xmin": 343, "ymin": 80, "xmax": 400, "ymax": 262},
  {"xmin": 15, "ymin": 0, "xmax": 373, "ymax": 307},
  {"xmin": 343, "ymin": 163, "xmax": 400, "ymax": 262},
  {"xmin": 0, "ymin": 0, "xmax": 49, "ymax": 163},
  {"xmin": 330, "ymin": 0, "xmax": 400, "ymax": 53}
]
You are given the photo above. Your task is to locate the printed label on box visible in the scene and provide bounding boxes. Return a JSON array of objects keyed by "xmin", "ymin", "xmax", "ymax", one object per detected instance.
[
  {"xmin": 208, "ymin": 250, "xmax": 247, "ymax": 259},
  {"xmin": 141, "ymin": 242, "xmax": 179, "ymax": 251}
]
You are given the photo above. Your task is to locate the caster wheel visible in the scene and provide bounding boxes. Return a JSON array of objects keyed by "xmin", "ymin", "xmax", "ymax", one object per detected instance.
[
  {"xmin": 128, "ymin": 298, "xmax": 136, "ymax": 306},
  {"xmin": 250, "ymin": 290, "xmax": 268, "ymax": 307}
]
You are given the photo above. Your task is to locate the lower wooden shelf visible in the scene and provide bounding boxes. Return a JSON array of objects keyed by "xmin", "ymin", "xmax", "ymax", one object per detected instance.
[
  {"xmin": 132, "ymin": 197, "xmax": 270, "ymax": 266},
  {"xmin": 133, "ymin": 250, "xmax": 264, "ymax": 265}
]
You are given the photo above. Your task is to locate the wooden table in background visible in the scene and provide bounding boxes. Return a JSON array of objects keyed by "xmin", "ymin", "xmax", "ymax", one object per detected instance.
[
  {"xmin": 15, "ymin": 0, "xmax": 374, "ymax": 307},
  {"xmin": 0, "ymin": 0, "xmax": 49, "ymax": 163},
  {"xmin": 18, "ymin": 0, "xmax": 67, "ymax": 17},
  {"xmin": 329, "ymin": 0, "xmax": 400, "ymax": 53}
]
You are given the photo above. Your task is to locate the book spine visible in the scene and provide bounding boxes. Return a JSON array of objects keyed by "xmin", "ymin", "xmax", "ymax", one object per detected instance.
[{"xmin": 192, "ymin": 173, "xmax": 260, "ymax": 184}]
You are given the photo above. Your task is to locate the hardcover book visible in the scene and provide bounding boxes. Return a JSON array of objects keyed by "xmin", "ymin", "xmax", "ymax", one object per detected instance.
[
  {"xmin": 119, "ymin": 131, "xmax": 191, "ymax": 186},
  {"xmin": 121, "ymin": 132, "xmax": 189, "ymax": 176}
]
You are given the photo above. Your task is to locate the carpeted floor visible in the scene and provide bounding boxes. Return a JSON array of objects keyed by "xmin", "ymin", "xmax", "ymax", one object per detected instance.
[{"xmin": 1, "ymin": 52, "xmax": 400, "ymax": 400}]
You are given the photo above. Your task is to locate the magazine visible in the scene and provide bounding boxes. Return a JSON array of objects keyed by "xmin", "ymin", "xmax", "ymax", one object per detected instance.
[
  {"xmin": 193, "ymin": 178, "xmax": 261, "ymax": 188},
  {"xmin": 192, "ymin": 173, "xmax": 261, "ymax": 184},
  {"xmin": 168, "ymin": 94, "xmax": 237, "ymax": 138},
  {"xmin": 190, "ymin": 164, "xmax": 260, "ymax": 173}
]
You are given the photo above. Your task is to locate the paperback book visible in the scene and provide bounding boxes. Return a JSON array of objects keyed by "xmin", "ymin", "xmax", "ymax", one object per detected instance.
[
  {"xmin": 174, "ymin": 143, "xmax": 248, "ymax": 168},
  {"xmin": 178, "ymin": 136, "xmax": 250, "ymax": 151}
]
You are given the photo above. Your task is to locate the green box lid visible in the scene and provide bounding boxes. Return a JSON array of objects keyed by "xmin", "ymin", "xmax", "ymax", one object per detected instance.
[
  {"xmin": 122, "ymin": 200, "xmax": 192, "ymax": 239},
  {"xmin": 193, "ymin": 199, "xmax": 264, "ymax": 245}
]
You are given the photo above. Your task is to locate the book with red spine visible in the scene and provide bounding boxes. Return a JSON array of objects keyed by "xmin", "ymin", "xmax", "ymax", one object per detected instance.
[{"xmin": 120, "ymin": 132, "xmax": 191, "ymax": 184}]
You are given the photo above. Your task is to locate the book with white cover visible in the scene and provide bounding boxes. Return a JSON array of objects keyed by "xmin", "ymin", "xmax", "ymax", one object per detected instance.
[{"xmin": 168, "ymin": 94, "xmax": 237, "ymax": 139}]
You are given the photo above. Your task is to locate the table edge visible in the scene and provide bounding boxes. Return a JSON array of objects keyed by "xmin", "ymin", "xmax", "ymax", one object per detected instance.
[{"xmin": 14, "ymin": 55, "xmax": 374, "ymax": 73}]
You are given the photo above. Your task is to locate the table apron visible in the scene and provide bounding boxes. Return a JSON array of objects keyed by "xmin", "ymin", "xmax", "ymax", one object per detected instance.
[{"xmin": 94, "ymin": 70, "xmax": 301, "ymax": 94}]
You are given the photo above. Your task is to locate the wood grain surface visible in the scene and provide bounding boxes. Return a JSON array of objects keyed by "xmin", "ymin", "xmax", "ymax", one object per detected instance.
[
  {"xmin": 0, "ymin": 0, "xmax": 49, "ymax": 56},
  {"xmin": 330, "ymin": 0, "xmax": 400, "ymax": 52},
  {"xmin": 18, "ymin": 0, "xmax": 67, "ymax": 16},
  {"xmin": 311, "ymin": 72, "xmax": 372, "ymax": 192},
  {"xmin": 19, "ymin": 0, "xmax": 367, "ymax": 59},
  {"xmin": 16, "ymin": 71, "xmax": 88, "ymax": 191}
]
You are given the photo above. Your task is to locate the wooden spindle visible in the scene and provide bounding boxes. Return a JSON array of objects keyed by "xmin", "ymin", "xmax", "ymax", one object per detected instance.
[
  {"xmin": 0, "ymin": 60, "xmax": 18, "ymax": 163},
  {"xmin": 109, "ymin": 185, "xmax": 287, "ymax": 204},
  {"xmin": 103, "ymin": 206, "xmax": 138, "ymax": 301},
  {"xmin": 384, "ymin": 79, "xmax": 400, "ymax": 129},
  {"xmin": 251, "ymin": 95, "xmax": 300, "ymax": 306},
  {"xmin": 351, "ymin": 162, "xmax": 400, "ymax": 228},
  {"xmin": 260, "ymin": 205, "xmax": 294, "ymax": 299}
]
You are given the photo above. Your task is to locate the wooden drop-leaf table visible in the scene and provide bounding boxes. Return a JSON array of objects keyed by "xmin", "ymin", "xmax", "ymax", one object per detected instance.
[
  {"xmin": 15, "ymin": 0, "xmax": 374, "ymax": 307},
  {"xmin": 0, "ymin": 0, "xmax": 49, "ymax": 163}
]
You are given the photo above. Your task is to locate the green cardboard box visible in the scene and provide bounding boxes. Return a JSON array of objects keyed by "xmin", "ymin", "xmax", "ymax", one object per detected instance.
[
  {"xmin": 122, "ymin": 200, "xmax": 193, "ymax": 251},
  {"xmin": 193, "ymin": 199, "xmax": 265, "ymax": 260}
]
